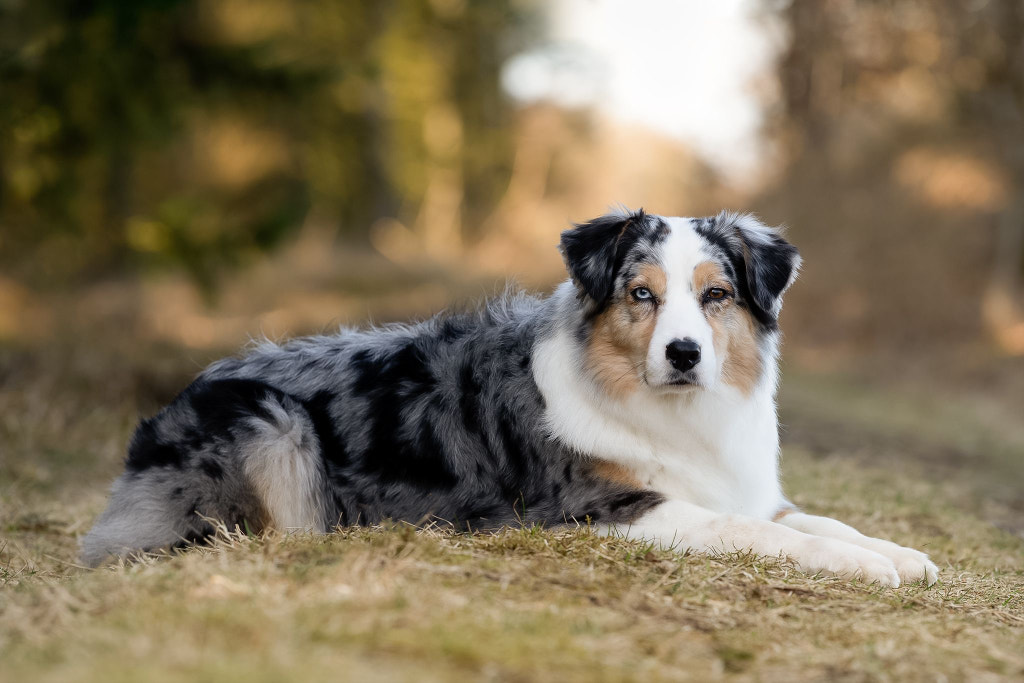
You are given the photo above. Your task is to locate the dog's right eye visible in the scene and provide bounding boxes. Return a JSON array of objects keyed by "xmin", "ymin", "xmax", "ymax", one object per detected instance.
[{"xmin": 631, "ymin": 287, "xmax": 654, "ymax": 302}]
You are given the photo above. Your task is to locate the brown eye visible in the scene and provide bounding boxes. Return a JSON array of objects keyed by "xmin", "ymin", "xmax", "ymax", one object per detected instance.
[{"xmin": 704, "ymin": 287, "xmax": 728, "ymax": 301}]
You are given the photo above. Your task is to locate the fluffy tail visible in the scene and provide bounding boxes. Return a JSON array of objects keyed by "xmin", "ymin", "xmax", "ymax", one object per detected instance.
[{"xmin": 80, "ymin": 378, "xmax": 327, "ymax": 567}]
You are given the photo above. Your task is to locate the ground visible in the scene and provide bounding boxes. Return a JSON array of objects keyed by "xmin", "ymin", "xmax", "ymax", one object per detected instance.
[{"xmin": 1, "ymin": 339, "xmax": 1022, "ymax": 682}]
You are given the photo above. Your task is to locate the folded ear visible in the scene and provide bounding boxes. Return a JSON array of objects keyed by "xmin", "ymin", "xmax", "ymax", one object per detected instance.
[
  {"xmin": 559, "ymin": 209, "xmax": 647, "ymax": 305},
  {"xmin": 716, "ymin": 212, "xmax": 802, "ymax": 327}
]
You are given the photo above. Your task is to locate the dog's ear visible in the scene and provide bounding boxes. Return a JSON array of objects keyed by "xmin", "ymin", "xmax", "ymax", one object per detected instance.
[
  {"xmin": 717, "ymin": 212, "xmax": 802, "ymax": 326},
  {"xmin": 560, "ymin": 210, "xmax": 646, "ymax": 305}
]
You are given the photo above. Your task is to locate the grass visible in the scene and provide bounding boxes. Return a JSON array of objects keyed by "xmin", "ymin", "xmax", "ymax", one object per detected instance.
[{"xmin": 1, "ymin": 342, "xmax": 1023, "ymax": 681}]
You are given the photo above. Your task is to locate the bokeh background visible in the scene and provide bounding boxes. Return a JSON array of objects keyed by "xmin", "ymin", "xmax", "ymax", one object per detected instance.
[{"xmin": 1, "ymin": 0, "xmax": 1022, "ymax": 530}]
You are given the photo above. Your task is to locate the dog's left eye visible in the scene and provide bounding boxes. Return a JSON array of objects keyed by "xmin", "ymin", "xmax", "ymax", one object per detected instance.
[
  {"xmin": 631, "ymin": 287, "xmax": 654, "ymax": 301},
  {"xmin": 704, "ymin": 287, "xmax": 729, "ymax": 301}
]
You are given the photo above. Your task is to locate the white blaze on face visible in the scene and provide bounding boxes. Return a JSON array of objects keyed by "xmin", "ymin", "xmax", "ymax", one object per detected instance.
[{"xmin": 645, "ymin": 218, "xmax": 721, "ymax": 388}]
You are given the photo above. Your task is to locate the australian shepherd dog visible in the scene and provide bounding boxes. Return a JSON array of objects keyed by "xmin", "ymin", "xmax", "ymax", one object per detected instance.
[{"xmin": 82, "ymin": 209, "xmax": 938, "ymax": 586}]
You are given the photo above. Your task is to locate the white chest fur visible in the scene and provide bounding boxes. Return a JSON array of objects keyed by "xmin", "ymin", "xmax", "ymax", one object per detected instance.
[{"xmin": 532, "ymin": 325, "xmax": 784, "ymax": 520}]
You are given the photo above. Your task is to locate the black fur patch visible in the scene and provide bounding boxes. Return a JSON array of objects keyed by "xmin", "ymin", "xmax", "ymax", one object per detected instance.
[
  {"xmin": 199, "ymin": 459, "xmax": 224, "ymax": 480},
  {"xmin": 125, "ymin": 420, "xmax": 184, "ymax": 471},
  {"xmin": 189, "ymin": 378, "xmax": 282, "ymax": 435},
  {"xmin": 560, "ymin": 209, "xmax": 664, "ymax": 308},
  {"xmin": 694, "ymin": 215, "xmax": 800, "ymax": 328},
  {"xmin": 457, "ymin": 363, "xmax": 482, "ymax": 433},
  {"xmin": 303, "ymin": 390, "xmax": 350, "ymax": 466}
]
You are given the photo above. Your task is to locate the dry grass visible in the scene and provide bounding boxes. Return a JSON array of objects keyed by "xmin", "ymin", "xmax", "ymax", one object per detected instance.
[{"xmin": 1, "ymin": 342, "xmax": 1023, "ymax": 682}]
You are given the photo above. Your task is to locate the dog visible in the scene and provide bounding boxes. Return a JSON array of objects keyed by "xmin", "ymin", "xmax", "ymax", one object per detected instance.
[{"xmin": 81, "ymin": 209, "xmax": 938, "ymax": 586}]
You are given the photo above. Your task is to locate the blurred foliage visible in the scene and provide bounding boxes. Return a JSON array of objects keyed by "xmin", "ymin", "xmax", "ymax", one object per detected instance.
[{"xmin": 0, "ymin": 0, "xmax": 535, "ymax": 291}]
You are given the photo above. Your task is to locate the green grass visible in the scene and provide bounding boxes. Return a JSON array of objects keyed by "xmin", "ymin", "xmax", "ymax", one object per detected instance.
[{"xmin": 1, "ymin": 344, "xmax": 1023, "ymax": 681}]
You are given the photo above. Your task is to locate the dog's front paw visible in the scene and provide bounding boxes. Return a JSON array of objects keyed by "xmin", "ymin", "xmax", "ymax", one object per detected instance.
[
  {"xmin": 795, "ymin": 538, "xmax": 901, "ymax": 587},
  {"xmin": 861, "ymin": 540, "xmax": 939, "ymax": 586},
  {"xmin": 893, "ymin": 549, "xmax": 939, "ymax": 586}
]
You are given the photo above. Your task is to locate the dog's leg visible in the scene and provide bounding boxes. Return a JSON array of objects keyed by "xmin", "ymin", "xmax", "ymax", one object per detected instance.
[
  {"xmin": 774, "ymin": 511, "xmax": 938, "ymax": 585},
  {"xmin": 605, "ymin": 499, "xmax": 902, "ymax": 586},
  {"xmin": 237, "ymin": 394, "xmax": 328, "ymax": 533}
]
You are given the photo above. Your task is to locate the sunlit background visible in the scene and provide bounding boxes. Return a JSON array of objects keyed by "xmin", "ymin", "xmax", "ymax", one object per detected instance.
[{"xmin": 1, "ymin": 0, "xmax": 1022, "ymax": 516}]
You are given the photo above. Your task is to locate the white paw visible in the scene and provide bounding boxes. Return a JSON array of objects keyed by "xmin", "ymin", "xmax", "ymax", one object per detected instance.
[
  {"xmin": 796, "ymin": 538, "xmax": 901, "ymax": 587},
  {"xmin": 858, "ymin": 539, "xmax": 939, "ymax": 586},
  {"xmin": 895, "ymin": 551, "xmax": 939, "ymax": 586}
]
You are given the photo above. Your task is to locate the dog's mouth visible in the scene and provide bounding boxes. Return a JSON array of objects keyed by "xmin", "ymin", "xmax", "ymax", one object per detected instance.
[{"xmin": 646, "ymin": 371, "xmax": 703, "ymax": 391}]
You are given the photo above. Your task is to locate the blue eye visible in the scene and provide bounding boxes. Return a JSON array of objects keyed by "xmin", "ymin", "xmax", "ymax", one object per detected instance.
[{"xmin": 632, "ymin": 287, "xmax": 654, "ymax": 301}]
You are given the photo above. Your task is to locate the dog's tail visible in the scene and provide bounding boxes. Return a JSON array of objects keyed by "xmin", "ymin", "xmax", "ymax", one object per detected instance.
[{"xmin": 79, "ymin": 378, "xmax": 328, "ymax": 567}]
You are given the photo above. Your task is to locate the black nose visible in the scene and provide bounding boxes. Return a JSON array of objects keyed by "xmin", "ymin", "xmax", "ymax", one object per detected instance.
[{"xmin": 666, "ymin": 338, "xmax": 701, "ymax": 372}]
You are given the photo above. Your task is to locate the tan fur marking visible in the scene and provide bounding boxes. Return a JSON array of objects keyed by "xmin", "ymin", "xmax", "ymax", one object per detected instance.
[
  {"xmin": 636, "ymin": 262, "xmax": 667, "ymax": 298},
  {"xmin": 692, "ymin": 261, "xmax": 724, "ymax": 293},
  {"xmin": 585, "ymin": 263, "xmax": 666, "ymax": 398},
  {"xmin": 590, "ymin": 459, "xmax": 646, "ymax": 490},
  {"xmin": 772, "ymin": 506, "xmax": 799, "ymax": 523},
  {"xmin": 694, "ymin": 260, "xmax": 763, "ymax": 396},
  {"xmin": 721, "ymin": 305, "xmax": 762, "ymax": 395}
]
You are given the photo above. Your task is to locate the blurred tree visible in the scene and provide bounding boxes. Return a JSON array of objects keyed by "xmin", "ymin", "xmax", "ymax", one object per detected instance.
[
  {"xmin": 765, "ymin": 0, "xmax": 1024, "ymax": 352},
  {"xmin": 0, "ymin": 0, "xmax": 535, "ymax": 292}
]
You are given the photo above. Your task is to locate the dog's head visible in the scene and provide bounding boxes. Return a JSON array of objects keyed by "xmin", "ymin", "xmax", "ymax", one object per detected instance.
[{"xmin": 560, "ymin": 209, "xmax": 801, "ymax": 396}]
